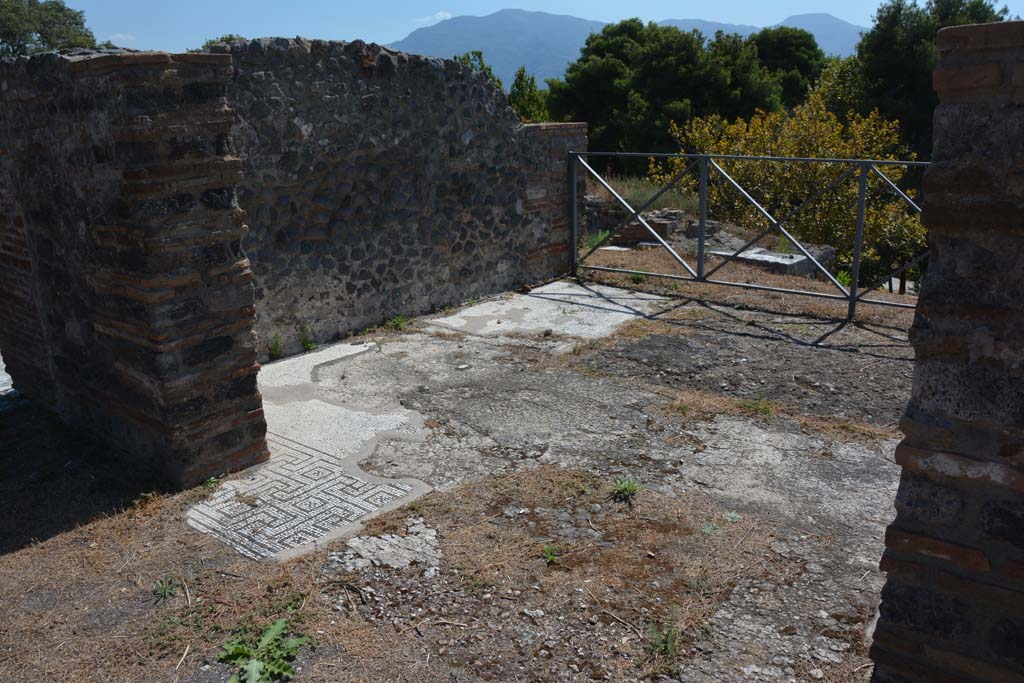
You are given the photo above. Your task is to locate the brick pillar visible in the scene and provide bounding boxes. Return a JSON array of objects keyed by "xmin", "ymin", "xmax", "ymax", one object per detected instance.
[
  {"xmin": 0, "ymin": 51, "xmax": 269, "ymax": 488},
  {"xmin": 871, "ymin": 22, "xmax": 1024, "ymax": 682}
]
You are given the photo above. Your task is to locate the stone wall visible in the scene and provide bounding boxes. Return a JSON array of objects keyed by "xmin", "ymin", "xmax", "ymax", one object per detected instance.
[
  {"xmin": 221, "ymin": 39, "xmax": 586, "ymax": 356},
  {"xmin": 871, "ymin": 21, "xmax": 1024, "ymax": 682},
  {"xmin": 0, "ymin": 51, "xmax": 269, "ymax": 488}
]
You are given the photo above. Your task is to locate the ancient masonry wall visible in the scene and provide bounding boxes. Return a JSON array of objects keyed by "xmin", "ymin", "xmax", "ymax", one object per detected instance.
[
  {"xmin": 0, "ymin": 51, "xmax": 269, "ymax": 488},
  {"xmin": 0, "ymin": 42, "xmax": 584, "ymax": 485},
  {"xmin": 871, "ymin": 22, "xmax": 1024, "ymax": 682},
  {"xmin": 222, "ymin": 39, "xmax": 587, "ymax": 356}
]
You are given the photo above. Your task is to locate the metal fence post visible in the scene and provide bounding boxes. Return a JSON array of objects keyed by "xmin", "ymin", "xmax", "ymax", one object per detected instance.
[
  {"xmin": 848, "ymin": 162, "xmax": 869, "ymax": 320},
  {"xmin": 698, "ymin": 155, "xmax": 708, "ymax": 280},
  {"xmin": 569, "ymin": 152, "xmax": 578, "ymax": 277}
]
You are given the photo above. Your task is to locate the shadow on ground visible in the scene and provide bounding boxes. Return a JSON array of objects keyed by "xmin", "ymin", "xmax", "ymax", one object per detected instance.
[{"xmin": 0, "ymin": 396, "xmax": 154, "ymax": 555}]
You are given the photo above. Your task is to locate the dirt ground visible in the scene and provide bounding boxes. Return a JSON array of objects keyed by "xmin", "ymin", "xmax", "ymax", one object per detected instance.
[{"xmin": 0, "ymin": 271, "xmax": 913, "ymax": 683}]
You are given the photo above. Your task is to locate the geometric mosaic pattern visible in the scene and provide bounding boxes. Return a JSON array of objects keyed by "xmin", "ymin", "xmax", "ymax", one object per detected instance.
[{"xmin": 186, "ymin": 432, "xmax": 414, "ymax": 560}]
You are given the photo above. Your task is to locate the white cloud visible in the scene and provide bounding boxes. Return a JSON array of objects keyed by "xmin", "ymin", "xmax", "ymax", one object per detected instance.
[
  {"xmin": 108, "ymin": 33, "xmax": 136, "ymax": 43},
  {"xmin": 415, "ymin": 11, "xmax": 452, "ymax": 25}
]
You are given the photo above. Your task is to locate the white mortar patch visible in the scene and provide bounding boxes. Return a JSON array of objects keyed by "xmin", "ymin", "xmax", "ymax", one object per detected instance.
[
  {"xmin": 428, "ymin": 280, "xmax": 669, "ymax": 339},
  {"xmin": 0, "ymin": 352, "xmax": 12, "ymax": 395}
]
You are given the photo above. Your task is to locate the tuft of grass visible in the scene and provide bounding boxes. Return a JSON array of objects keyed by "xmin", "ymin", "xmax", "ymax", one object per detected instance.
[
  {"xmin": 152, "ymin": 577, "xmax": 178, "ymax": 605},
  {"xmin": 218, "ymin": 618, "xmax": 308, "ymax": 683},
  {"xmin": 383, "ymin": 314, "xmax": 409, "ymax": 331},
  {"xmin": 609, "ymin": 477, "xmax": 640, "ymax": 505},
  {"xmin": 701, "ymin": 523, "xmax": 720, "ymax": 536},
  {"xmin": 836, "ymin": 269, "xmax": 853, "ymax": 288},
  {"xmin": 629, "ymin": 273, "xmax": 646, "ymax": 285},
  {"xmin": 581, "ymin": 229, "xmax": 611, "ymax": 254},
  {"xmin": 645, "ymin": 609, "xmax": 683, "ymax": 663},
  {"xmin": 541, "ymin": 543, "xmax": 567, "ymax": 566},
  {"xmin": 594, "ymin": 175, "xmax": 698, "ymax": 214},
  {"xmin": 300, "ymin": 327, "xmax": 316, "ymax": 352},
  {"xmin": 736, "ymin": 396, "xmax": 774, "ymax": 419},
  {"xmin": 268, "ymin": 331, "xmax": 283, "ymax": 360}
]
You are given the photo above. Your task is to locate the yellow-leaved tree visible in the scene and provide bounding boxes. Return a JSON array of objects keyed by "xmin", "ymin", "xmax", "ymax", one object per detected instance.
[{"xmin": 649, "ymin": 92, "xmax": 926, "ymax": 290}]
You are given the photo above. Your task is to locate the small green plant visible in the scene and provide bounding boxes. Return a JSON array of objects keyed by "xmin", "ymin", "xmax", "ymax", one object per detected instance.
[
  {"xmin": 581, "ymin": 229, "xmax": 611, "ymax": 253},
  {"xmin": 383, "ymin": 314, "xmax": 409, "ymax": 331},
  {"xmin": 134, "ymin": 491, "xmax": 158, "ymax": 506},
  {"xmin": 629, "ymin": 273, "xmax": 646, "ymax": 285},
  {"xmin": 268, "ymin": 331, "xmax": 283, "ymax": 360},
  {"xmin": 152, "ymin": 577, "xmax": 178, "ymax": 605},
  {"xmin": 773, "ymin": 236, "xmax": 795, "ymax": 255},
  {"xmin": 736, "ymin": 396, "xmax": 774, "ymax": 419},
  {"xmin": 542, "ymin": 543, "xmax": 567, "ymax": 566},
  {"xmin": 836, "ymin": 269, "xmax": 853, "ymax": 288},
  {"xmin": 723, "ymin": 511, "xmax": 742, "ymax": 523},
  {"xmin": 609, "ymin": 477, "xmax": 640, "ymax": 505},
  {"xmin": 300, "ymin": 328, "xmax": 316, "ymax": 352},
  {"xmin": 646, "ymin": 609, "xmax": 682, "ymax": 662},
  {"xmin": 218, "ymin": 618, "xmax": 308, "ymax": 683},
  {"xmin": 701, "ymin": 523, "xmax": 720, "ymax": 535},
  {"xmin": 578, "ymin": 483, "xmax": 591, "ymax": 495}
]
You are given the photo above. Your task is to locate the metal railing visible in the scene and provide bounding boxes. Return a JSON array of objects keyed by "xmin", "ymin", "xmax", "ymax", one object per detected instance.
[{"xmin": 569, "ymin": 152, "xmax": 930, "ymax": 319}]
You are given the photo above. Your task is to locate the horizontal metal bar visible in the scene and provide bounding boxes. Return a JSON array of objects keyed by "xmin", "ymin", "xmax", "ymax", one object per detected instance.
[
  {"xmin": 575, "ymin": 156, "xmax": 698, "ymax": 278},
  {"xmin": 869, "ymin": 164, "xmax": 923, "ymax": 213},
  {"xmin": 575, "ymin": 151, "xmax": 929, "ymax": 167},
  {"xmin": 578, "ymin": 265, "xmax": 917, "ymax": 309},
  {"xmin": 857, "ymin": 297, "xmax": 918, "ymax": 309},
  {"xmin": 580, "ymin": 264, "xmax": 696, "ymax": 283}
]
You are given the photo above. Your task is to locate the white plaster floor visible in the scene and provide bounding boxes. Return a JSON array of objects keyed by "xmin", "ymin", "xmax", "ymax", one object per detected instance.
[{"xmin": 186, "ymin": 281, "xmax": 665, "ymax": 561}]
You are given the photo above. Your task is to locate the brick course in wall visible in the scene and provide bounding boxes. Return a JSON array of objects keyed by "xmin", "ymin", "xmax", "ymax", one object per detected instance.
[
  {"xmin": 871, "ymin": 21, "xmax": 1024, "ymax": 683},
  {"xmin": 0, "ymin": 50, "xmax": 268, "ymax": 488}
]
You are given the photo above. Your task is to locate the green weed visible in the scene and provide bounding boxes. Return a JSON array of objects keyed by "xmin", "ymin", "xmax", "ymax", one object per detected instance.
[
  {"xmin": 218, "ymin": 618, "xmax": 308, "ymax": 683},
  {"xmin": 609, "ymin": 477, "xmax": 640, "ymax": 505},
  {"xmin": 736, "ymin": 397, "xmax": 774, "ymax": 419},
  {"xmin": 268, "ymin": 331, "xmax": 283, "ymax": 360},
  {"xmin": 152, "ymin": 577, "xmax": 178, "ymax": 605},
  {"xmin": 383, "ymin": 314, "xmax": 410, "ymax": 331}
]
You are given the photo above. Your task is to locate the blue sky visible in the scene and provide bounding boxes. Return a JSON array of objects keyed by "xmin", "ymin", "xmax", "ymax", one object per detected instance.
[{"xmin": 73, "ymin": 0, "xmax": 1024, "ymax": 53}]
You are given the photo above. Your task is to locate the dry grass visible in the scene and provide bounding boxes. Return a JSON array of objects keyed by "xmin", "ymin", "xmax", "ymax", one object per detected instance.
[{"xmin": 0, "ymin": 451, "xmax": 789, "ymax": 683}]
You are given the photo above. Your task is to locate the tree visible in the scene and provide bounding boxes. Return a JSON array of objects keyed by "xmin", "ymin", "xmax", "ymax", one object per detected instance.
[
  {"xmin": 812, "ymin": 56, "xmax": 867, "ymax": 122},
  {"xmin": 454, "ymin": 50, "xmax": 502, "ymax": 90},
  {"xmin": 546, "ymin": 20, "xmax": 782, "ymax": 160},
  {"xmin": 857, "ymin": 0, "xmax": 1007, "ymax": 157},
  {"xmin": 749, "ymin": 26, "xmax": 825, "ymax": 107},
  {"xmin": 508, "ymin": 65, "xmax": 548, "ymax": 122},
  {"xmin": 651, "ymin": 92, "xmax": 925, "ymax": 285},
  {"xmin": 0, "ymin": 0, "xmax": 94, "ymax": 57}
]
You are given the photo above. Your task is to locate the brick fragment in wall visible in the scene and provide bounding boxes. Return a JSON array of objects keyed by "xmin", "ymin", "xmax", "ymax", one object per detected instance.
[{"xmin": 871, "ymin": 20, "xmax": 1024, "ymax": 683}]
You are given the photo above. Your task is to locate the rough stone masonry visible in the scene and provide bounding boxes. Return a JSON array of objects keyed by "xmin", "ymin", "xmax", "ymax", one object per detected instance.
[
  {"xmin": 0, "ymin": 43, "xmax": 585, "ymax": 487},
  {"xmin": 871, "ymin": 21, "xmax": 1024, "ymax": 683}
]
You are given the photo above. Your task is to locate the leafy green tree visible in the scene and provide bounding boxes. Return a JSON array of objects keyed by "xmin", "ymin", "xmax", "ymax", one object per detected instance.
[
  {"xmin": 0, "ymin": 0, "xmax": 95, "ymax": 57},
  {"xmin": 812, "ymin": 56, "xmax": 867, "ymax": 121},
  {"xmin": 651, "ymin": 93, "xmax": 924, "ymax": 286},
  {"xmin": 857, "ymin": 0, "xmax": 1007, "ymax": 157},
  {"xmin": 508, "ymin": 65, "xmax": 548, "ymax": 122},
  {"xmin": 749, "ymin": 26, "xmax": 825, "ymax": 107},
  {"xmin": 546, "ymin": 20, "xmax": 782, "ymax": 159},
  {"xmin": 454, "ymin": 50, "xmax": 502, "ymax": 90}
]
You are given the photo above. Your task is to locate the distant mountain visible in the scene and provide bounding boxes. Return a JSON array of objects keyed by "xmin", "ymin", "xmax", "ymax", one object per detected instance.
[
  {"xmin": 777, "ymin": 13, "xmax": 865, "ymax": 57},
  {"xmin": 390, "ymin": 9, "xmax": 604, "ymax": 87},
  {"xmin": 657, "ymin": 19, "xmax": 760, "ymax": 39},
  {"xmin": 390, "ymin": 10, "xmax": 867, "ymax": 89}
]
